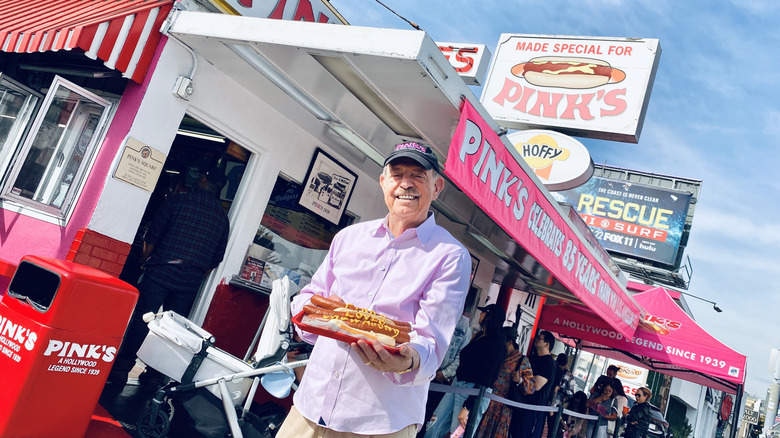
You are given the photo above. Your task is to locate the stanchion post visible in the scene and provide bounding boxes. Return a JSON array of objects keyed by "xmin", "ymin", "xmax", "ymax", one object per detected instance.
[
  {"xmin": 464, "ymin": 385, "xmax": 487, "ymax": 438},
  {"xmin": 551, "ymin": 401, "xmax": 565, "ymax": 438}
]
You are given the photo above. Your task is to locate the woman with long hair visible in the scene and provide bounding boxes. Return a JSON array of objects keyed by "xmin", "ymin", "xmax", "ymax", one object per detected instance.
[
  {"xmin": 474, "ymin": 327, "xmax": 523, "ymax": 438},
  {"xmin": 425, "ymin": 304, "xmax": 507, "ymax": 438},
  {"xmin": 623, "ymin": 387, "xmax": 653, "ymax": 438},
  {"xmin": 585, "ymin": 383, "xmax": 618, "ymax": 438},
  {"xmin": 560, "ymin": 391, "xmax": 588, "ymax": 438}
]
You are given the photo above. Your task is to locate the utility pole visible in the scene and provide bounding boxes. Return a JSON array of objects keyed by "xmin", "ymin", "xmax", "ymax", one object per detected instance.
[{"xmin": 766, "ymin": 348, "xmax": 780, "ymax": 436}]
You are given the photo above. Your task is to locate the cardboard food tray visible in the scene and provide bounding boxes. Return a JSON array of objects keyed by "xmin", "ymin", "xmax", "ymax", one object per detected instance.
[{"xmin": 292, "ymin": 311, "xmax": 400, "ymax": 353}]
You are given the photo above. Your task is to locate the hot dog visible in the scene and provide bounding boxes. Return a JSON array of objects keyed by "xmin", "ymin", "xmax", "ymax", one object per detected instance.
[
  {"xmin": 511, "ymin": 56, "xmax": 626, "ymax": 89},
  {"xmin": 310, "ymin": 295, "xmax": 412, "ymax": 331},
  {"xmin": 303, "ymin": 304, "xmax": 412, "ymax": 333},
  {"xmin": 303, "ymin": 305, "xmax": 411, "ymax": 347}
]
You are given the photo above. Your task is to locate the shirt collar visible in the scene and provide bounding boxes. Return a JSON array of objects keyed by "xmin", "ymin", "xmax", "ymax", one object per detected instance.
[{"xmin": 374, "ymin": 212, "xmax": 437, "ymax": 246}]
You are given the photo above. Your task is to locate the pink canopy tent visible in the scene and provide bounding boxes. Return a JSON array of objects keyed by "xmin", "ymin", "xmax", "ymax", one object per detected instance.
[{"xmin": 537, "ymin": 287, "xmax": 747, "ymax": 394}]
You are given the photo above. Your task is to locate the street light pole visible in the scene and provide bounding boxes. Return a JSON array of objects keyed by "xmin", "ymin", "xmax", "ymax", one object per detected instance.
[
  {"xmin": 766, "ymin": 348, "xmax": 780, "ymax": 436},
  {"xmin": 677, "ymin": 291, "xmax": 722, "ymax": 312}
]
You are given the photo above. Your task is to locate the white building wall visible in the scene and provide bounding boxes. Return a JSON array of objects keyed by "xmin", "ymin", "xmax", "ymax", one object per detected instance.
[
  {"xmin": 92, "ymin": 39, "xmax": 393, "ymax": 323},
  {"xmin": 670, "ymin": 378, "xmax": 721, "ymax": 438},
  {"xmin": 672, "ymin": 378, "xmax": 703, "ymax": 408}
]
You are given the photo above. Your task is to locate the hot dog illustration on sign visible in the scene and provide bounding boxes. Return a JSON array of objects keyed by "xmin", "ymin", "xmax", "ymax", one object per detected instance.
[{"xmin": 511, "ymin": 56, "xmax": 626, "ymax": 89}]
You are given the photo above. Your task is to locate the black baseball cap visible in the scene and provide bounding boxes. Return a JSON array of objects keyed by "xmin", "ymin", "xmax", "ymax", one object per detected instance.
[
  {"xmin": 384, "ymin": 141, "xmax": 440, "ymax": 172},
  {"xmin": 477, "ymin": 303, "xmax": 505, "ymax": 319}
]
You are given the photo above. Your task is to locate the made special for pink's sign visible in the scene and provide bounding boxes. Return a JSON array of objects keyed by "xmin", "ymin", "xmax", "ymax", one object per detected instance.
[
  {"xmin": 445, "ymin": 100, "xmax": 640, "ymax": 337},
  {"xmin": 479, "ymin": 35, "xmax": 660, "ymax": 143}
]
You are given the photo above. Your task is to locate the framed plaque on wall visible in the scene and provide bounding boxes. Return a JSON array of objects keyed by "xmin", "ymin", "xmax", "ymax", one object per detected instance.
[{"xmin": 298, "ymin": 148, "xmax": 358, "ymax": 225}]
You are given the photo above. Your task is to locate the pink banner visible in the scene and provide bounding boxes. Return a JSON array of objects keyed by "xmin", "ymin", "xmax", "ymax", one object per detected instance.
[
  {"xmin": 538, "ymin": 287, "xmax": 746, "ymax": 392},
  {"xmin": 445, "ymin": 100, "xmax": 640, "ymax": 338}
]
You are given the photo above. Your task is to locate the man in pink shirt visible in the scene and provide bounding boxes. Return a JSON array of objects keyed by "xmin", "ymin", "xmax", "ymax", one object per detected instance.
[{"xmin": 278, "ymin": 142, "xmax": 471, "ymax": 437}]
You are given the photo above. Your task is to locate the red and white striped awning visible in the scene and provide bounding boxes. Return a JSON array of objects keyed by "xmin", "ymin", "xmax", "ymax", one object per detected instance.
[{"xmin": 0, "ymin": 0, "xmax": 174, "ymax": 83}]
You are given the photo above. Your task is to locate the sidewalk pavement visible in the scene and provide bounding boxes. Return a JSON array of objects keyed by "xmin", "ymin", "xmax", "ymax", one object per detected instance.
[
  {"xmin": 93, "ymin": 369, "xmax": 159, "ymax": 438},
  {"xmin": 85, "ymin": 404, "xmax": 133, "ymax": 438},
  {"xmin": 94, "ymin": 368, "xmax": 208, "ymax": 438}
]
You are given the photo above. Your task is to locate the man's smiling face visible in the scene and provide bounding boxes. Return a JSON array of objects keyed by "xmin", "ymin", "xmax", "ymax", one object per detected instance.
[{"xmin": 380, "ymin": 158, "xmax": 443, "ymax": 233}]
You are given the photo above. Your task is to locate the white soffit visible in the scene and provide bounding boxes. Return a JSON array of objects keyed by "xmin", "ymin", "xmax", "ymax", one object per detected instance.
[{"xmin": 165, "ymin": 11, "xmax": 493, "ymax": 158}]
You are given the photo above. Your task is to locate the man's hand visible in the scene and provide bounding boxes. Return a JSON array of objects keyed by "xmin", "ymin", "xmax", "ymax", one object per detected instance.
[{"xmin": 351, "ymin": 340, "xmax": 418, "ymax": 374}]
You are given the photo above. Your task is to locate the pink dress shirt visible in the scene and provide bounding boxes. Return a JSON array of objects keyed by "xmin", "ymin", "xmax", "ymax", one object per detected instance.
[{"xmin": 291, "ymin": 214, "xmax": 471, "ymax": 434}]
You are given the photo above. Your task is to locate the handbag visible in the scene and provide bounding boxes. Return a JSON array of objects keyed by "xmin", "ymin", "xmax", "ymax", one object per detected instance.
[{"xmin": 508, "ymin": 355, "xmax": 535, "ymax": 402}]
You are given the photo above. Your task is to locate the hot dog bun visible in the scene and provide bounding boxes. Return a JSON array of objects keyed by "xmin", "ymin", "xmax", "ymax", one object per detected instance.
[
  {"xmin": 303, "ymin": 304, "xmax": 412, "ymax": 333},
  {"xmin": 310, "ymin": 295, "xmax": 412, "ymax": 330},
  {"xmin": 302, "ymin": 305, "xmax": 411, "ymax": 347},
  {"xmin": 512, "ymin": 56, "xmax": 625, "ymax": 89}
]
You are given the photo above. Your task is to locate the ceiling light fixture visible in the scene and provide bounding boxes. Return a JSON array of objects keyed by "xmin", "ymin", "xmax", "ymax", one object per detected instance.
[
  {"xmin": 467, "ymin": 230, "xmax": 512, "ymax": 263},
  {"xmin": 226, "ymin": 43, "xmax": 336, "ymax": 123},
  {"xmin": 327, "ymin": 124, "xmax": 384, "ymax": 166},
  {"xmin": 312, "ymin": 54, "xmax": 420, "ymax": 138},
  {"xmin": 431, "ymin": 199, "xmax": 467, "ymax": 225},
  {"xmin": 176, "ymin": 129, "xmax": 226, "ymax": 143}
]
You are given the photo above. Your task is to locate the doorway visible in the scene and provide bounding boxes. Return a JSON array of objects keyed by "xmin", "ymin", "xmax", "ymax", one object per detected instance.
[{"xmin": 118, "ymin": 114, "xmax": 249, "ymax": 285}]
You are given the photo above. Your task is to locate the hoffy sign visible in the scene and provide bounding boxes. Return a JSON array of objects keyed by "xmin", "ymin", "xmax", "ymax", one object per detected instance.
[{"xmin": 445, "ymin": 100, "xmax": 639, "ymax": 337}]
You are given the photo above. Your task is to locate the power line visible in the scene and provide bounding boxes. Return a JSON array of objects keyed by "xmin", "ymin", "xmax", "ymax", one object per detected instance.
[{"xmin": 372, "ymin": 0, "xmax": 422, "ymax": 31}]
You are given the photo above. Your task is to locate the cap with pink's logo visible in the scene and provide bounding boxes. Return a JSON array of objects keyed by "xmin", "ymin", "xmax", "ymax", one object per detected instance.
[{"xmin": 384, "ymin": 142, "xmax": 440, "ymax": 172}]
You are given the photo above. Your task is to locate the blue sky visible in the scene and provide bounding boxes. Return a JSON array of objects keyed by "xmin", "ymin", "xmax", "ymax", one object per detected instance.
[{"xmin": 331, "ymin": 0, "xmax": 780, "ymax": 397}]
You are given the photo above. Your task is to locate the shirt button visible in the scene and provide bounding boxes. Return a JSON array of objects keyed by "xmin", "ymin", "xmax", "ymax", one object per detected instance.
[
  {"xmin": 380, "ymin": 266, "xmax": 386, "ymax": 271},
  {"xmin": 334, "ymin": 372, "xmax": 340, "ymax": 379},
  {"xmin": 368, "ymin": 291, "xmax": 374, "ymax": 296}
]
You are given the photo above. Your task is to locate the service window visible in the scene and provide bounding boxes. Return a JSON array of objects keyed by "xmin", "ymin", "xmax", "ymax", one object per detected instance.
[
  {"xmin": 238, "ymin": 175, "xmax": 355, "ymax": 290},
  {"xmin": 1, "ymin": 75, "xmax": 112, "ymax": 217},
  {"xmin": 0, "ymin": 74, "xmax": 41, "ymax": 178}
]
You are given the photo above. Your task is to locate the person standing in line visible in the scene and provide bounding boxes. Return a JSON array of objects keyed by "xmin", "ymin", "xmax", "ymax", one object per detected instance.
[
  {"xmin": 610, "ymin": 386, "xmax": 628, "ymax": 438},
  {"xmin": 560, "ymin": 391, "xmax": 589, "ymax": 438},
  {"xmin": 590, "ymin": 364, "xmax": 627, "ymax": 438},
  {"xmin": 547, "ymin": 354, "xmax": 571, "ymax": 438},
  {"xmin": 108, "ymin": 167, "xmax": 230, "ymax": 386},
  {"xmin": 510, "ymin": 330, "xmax": 556, "ymax": 438},
  {"xmin": 425, "ymin": 304, "xmax": 507, "ymax": 438},
  {"xmin": 622, "ymin": 387, "xmax": 653, "ymax": 438},
  {"xmin": 590, "ymin": 365, "xmax": 623, "ymax": 397},
  {"xmin": 585, "ymin": 383, "xmax": 618, "ymax": 438},
  {"xmin": 474, "ymin": 326, "xmax": 524, "ymax": 438},
  {"xmin": 276, "ymin": 142, "xmax": 472, "ymax": 438},
  {"xmin": 417, "ymin": 305, "xmax": 473, "ymax": 438},
  {"xmin": 552, "ymin": 354, "xmax": 575, "ymax": 406}
]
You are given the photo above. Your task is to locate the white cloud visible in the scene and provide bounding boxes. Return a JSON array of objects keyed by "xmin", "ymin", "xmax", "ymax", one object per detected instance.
[
  {"xmin": 693, "ymin": 210, "xmax": 780, "ymax": 246},
  {"xmin": 729, "ymin": 0, "xmax": 780, "ymax": 14},
  {"xmin": 764, "ymin": 110, "xmax": 780, "ymax": 136}
]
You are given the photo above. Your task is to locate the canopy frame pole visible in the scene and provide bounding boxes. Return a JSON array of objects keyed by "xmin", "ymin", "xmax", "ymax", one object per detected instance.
[{"xmin": 729, "ymin": 384, "xmax": 743, "ymax": 438}]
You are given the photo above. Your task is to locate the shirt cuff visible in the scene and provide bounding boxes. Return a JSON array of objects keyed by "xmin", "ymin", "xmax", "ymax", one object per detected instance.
[{"xmin": 388, "ymin": 343, "xmax": 431, "ymax": 385}]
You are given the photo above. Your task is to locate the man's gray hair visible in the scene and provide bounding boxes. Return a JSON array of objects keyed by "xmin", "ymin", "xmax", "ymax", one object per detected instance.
[{"xmin": 382, "ymin": 164, "xmax": 441, "ymax": 181}]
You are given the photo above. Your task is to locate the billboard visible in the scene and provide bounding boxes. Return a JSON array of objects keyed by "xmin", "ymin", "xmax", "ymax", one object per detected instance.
[
  {"xmin": 480, "ymin": 35, "xmax": 661, "ymax": 143},
  {"xmin": 552, "ymin": 176, "xmax": 691, "ymax": 266}
]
